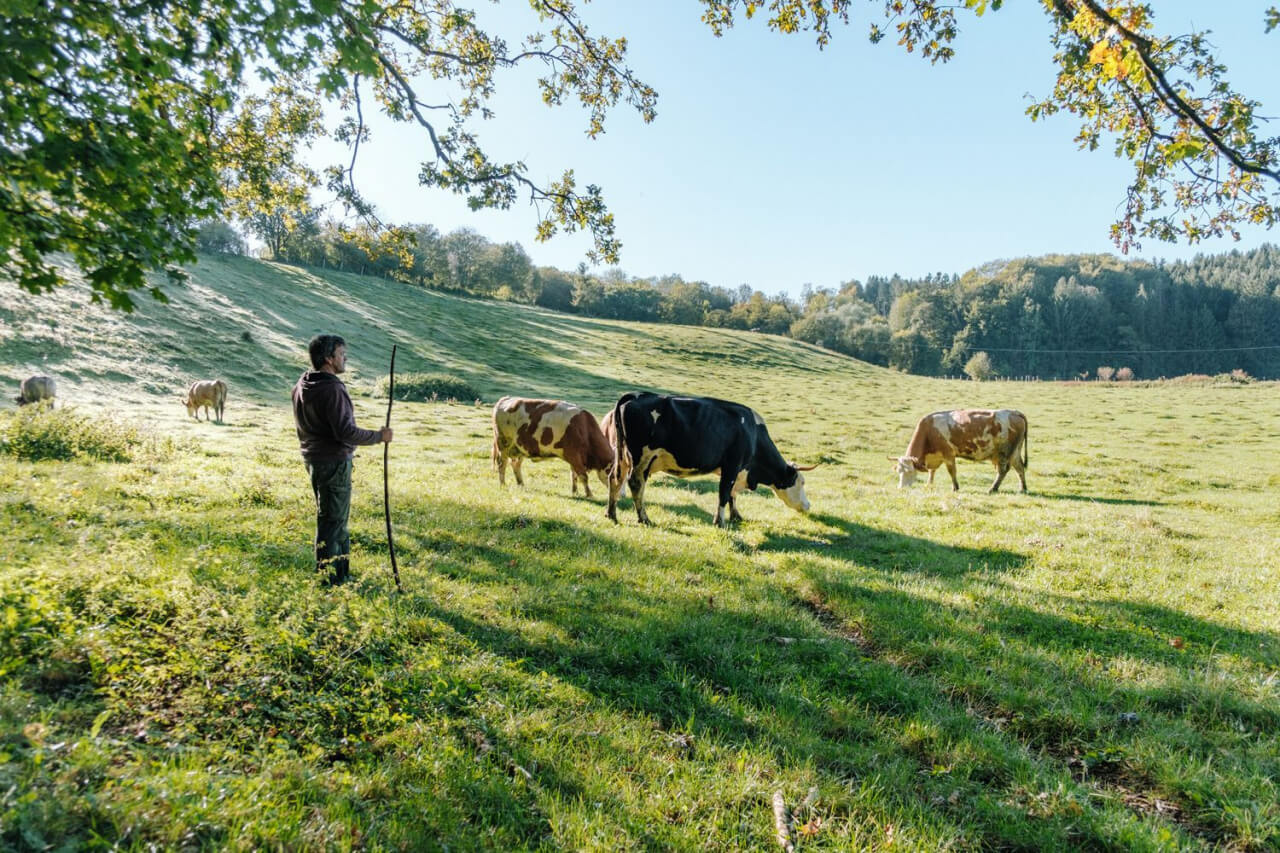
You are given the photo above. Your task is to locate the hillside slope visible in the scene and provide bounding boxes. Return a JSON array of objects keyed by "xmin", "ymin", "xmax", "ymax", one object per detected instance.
[{"xmin": 1, "ymin": 254, "xmax": 889, "ymax": 412}]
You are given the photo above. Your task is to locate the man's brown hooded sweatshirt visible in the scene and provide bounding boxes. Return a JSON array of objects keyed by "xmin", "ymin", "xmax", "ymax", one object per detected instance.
[{"xmin": 291, "ymin": 371, "xmax": 382, "ymax": 462}]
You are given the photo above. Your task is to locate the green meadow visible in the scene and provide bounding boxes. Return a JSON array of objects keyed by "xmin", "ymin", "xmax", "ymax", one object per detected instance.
[{"xmin": 2, "ymin": 256, "xmax": 1278, "ymax": 851}]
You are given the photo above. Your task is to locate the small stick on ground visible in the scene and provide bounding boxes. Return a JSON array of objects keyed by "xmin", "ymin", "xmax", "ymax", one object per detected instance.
[{"xmin": 772, "ymin": 790, "xmax": 794, "ymax": 853}]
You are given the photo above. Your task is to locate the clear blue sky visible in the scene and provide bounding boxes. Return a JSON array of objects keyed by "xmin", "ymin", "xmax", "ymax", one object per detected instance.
[{"xmin": 304, "ymin": 1, "xmax": 1279, "ymax": 298}]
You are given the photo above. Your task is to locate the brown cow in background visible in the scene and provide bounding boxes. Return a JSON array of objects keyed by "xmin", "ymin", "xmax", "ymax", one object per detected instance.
[
  {"xmin": 15, "ymin": 375, "xmax": 56, "ymax": 406},
  {"xmin": 492, "ymin": 396, "xmax": 615, "ymax": 497},
  {"xmin": 184, "ymin": 379, "xmax": 227, "ymax": 422},
  {"xmin": 891, "ymin": 408, "xmax": 1028, "ymax": 493}
]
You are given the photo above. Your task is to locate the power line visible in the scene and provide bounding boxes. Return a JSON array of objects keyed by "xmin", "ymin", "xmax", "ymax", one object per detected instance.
[{"xmin": 974, "ymin": 344, "xmax": 1280, "ymax": 355}]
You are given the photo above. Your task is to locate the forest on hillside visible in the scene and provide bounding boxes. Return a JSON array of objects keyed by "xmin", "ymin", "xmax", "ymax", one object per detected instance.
[{"xmin": 199, "ymin": 220, "xmax": 1280, "ymax": 380}]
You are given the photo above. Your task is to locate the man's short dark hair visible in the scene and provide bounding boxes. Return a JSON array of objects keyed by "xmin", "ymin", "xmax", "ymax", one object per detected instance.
[{"xmin": 308, "ymin": 334, "xmax": 346, "ymax": 370}]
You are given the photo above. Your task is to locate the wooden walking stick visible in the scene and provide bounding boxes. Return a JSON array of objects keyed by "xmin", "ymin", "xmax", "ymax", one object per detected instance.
[{"xmin": 384, "ymin": 344, "xmax": 402, "ymax": 592}]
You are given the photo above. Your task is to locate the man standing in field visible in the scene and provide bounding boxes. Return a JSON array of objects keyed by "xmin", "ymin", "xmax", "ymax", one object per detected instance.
[{"xmin": 292, "ymin": 334, "xmax": 392, "ymax": 586}]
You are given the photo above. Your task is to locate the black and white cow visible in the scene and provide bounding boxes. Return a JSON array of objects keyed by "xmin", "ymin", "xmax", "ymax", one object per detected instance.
[{"xmin": 606, "ymin": 392, "xmax": 813, "ymax": 527}]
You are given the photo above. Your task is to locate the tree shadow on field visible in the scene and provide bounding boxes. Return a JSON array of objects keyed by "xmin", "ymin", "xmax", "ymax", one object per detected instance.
[
  {"xmin": 765, "ymin": 511, "xmax": 1031, "ymax": 578},
  {"xmin": 367, "ymin": 496, "xmax": 1241, "ymax": 849},
  {"xmin": 83, "ymin": 484, "xmax": 1278, "ymax": 848},
  {"xmin": 1032, "ymin": 491, "xmax": 1163, "ymax": 507},
  {"xmin": 809, "ymin": 571, "xmax": 1280, "ymax": 749}
]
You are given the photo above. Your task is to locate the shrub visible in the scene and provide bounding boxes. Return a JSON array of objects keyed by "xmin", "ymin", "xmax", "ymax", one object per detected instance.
[
  {"xmin": 1115, "ymin": 367, "xmax": 1135, "ymax": 381},
  {"xmin": 1228, "ymin": 368, "xmax": 1252, "ymax": 384},
  {"xmin": 1096, "ymin": 366, "xmax": 1115, "ymax": 381},
  {"xmin": 375, "ymin": 372, "xmax": 480, "ymax": 403},
  {"xmin": 963, "ymin": 352, "xmax": 995, "ymax": 382},
  {"xmin": 0, "ymin": 406, "xmax": 144, "ymax": 462}
]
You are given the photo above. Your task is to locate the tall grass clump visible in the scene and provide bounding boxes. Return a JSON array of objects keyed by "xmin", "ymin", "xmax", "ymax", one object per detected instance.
[
  {"xmin": 376, "ymin": 372, "xmax": 479, "ymax": 403},
  {"xmin": 0, "ymin": 406, "xmax": 159, "ymax": 462}
]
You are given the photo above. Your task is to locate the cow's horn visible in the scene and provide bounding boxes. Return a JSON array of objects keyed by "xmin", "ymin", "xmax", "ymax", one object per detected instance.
[{"xmin": 794, "ymin": 464, "xmax": 818, "ymax": 472}]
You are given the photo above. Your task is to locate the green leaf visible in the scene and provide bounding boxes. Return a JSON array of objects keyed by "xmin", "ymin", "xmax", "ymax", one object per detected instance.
[{"xmin": 89, "ymin": 709, "xmax": 113, "ymax": 738}]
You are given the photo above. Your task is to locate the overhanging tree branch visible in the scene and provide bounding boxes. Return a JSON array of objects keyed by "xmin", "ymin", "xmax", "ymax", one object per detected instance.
[{"xmin": 1066, "ymin": 0, "xmax": 1280, "ymax": 185}]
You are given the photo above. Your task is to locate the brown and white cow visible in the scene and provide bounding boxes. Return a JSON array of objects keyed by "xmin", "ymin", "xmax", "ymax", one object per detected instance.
[
  {"xmin": 15, "ymin": 375, "xmax": 56, "ymax": 406},
  {"xmin": 890, "ymin": 409, "xmax": 1028, "ymax": 493},
  {"xmin": 183, "ymin": 379, "xmax": 227, "ymax": 422},
  {"xmin": 491, "ymin": 396, "xmax": 615, "ymax": 497}
]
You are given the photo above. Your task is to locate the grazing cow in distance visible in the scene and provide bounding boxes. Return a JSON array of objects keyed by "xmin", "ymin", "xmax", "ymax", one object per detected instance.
[
  {"xmin": 890, "ymin": 408, "xmax": 1028, "ymax": 493},
  {"xmin": 607, "ymin": 392, "xmax": 814, "ymax": 527},
  {"xmin": 15, "ymin": 375, "xmax": 56, "ymax": 406},
  {"xmin": 491, "ymin": 396, "xmax": 615, "ymax": 497},
  {"xmin": 183, "ymin": 379, "xmax": 227, "ymax": 422}
]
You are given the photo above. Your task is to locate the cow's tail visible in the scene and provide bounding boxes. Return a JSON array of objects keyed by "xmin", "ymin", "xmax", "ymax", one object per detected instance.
[
  {"xmin": 1020, "ymin": 416, "xmax": 1029, "ymax": 470},
  {"xmin": 610, "ymin": 392, "xmax": 637, "ymax": 486},
  {"xmin": 215, "ymin": 378, "xmax": 227, "ymax": 408}
]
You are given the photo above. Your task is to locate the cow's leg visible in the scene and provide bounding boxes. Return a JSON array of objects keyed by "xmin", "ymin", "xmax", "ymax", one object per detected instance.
[
  {"xmin": 607, "ymin": 477, "xmax": 621, "ymax": 522},
  {"xmin": 511, "ymin": 457, "xmax": 524, "ymax": 487},
  {"xmin": 629, "ymin": 472, "xmax": 651, "ymax": 525},
  {"xmin": 571, "ymin": 466, "xmax": 592, "ymax": 497},
  {"xmin": 990, "ymin": 459, "xmax": 1009, "ymax": 494},
  {"xmin": 927, "ymin": 468, "xmax": 936, "ymax": 485},
  {"xmin": 1012, "ymin": 455, "xmax": 1028, "ymax": 493},
  {"xmin": 715, "ymin": 469, "xmax": 740, "ymax": 527},
  {"xmin": 728, "ymin": 495, "xmax": 743, "ymax": 522},
  {"xmin": 567, "ymin": 452, "xmax": 590, "ymax": 497},
  {"xmin": 946, "ymin": 459, "xmax": 960, "ymax": 490}
]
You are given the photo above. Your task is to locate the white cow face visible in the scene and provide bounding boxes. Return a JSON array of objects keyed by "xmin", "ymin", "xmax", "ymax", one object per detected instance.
[
  {"xmin": 893, "ymin": 456, "xmax": 920, "ymax": 489},
  {"xmin": 773, "ymin": 468, "xmax": 810, "ymax": 513}
]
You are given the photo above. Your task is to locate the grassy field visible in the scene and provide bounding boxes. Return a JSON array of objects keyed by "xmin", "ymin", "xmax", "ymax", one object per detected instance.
[{"xmin": 2, "ymin": 256, "xmax": 1278, "ymax": 851}]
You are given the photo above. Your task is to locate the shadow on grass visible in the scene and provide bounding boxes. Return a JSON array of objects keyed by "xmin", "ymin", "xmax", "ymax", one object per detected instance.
[
  {"xmin": 1032, "ymin": 491, "xmax": 1164, "ymax": 506},
  {"xmin": 775, "ymin": 511, "xmax": 1031, "ymax": 578},
  {"xmin": 614, "ymin": 476, "xmax": 815, "ymax": 528},
  {"xmin": 367, "ymin": 495, "xmax": 1267, "ymax": 849},
  {"xmin": 35, "ymin": 483, "xmax": 1275, "ymax": 849},
  {"xmin": 807, "ymin": 569, "xmax": 1280, "ymax": 791}
]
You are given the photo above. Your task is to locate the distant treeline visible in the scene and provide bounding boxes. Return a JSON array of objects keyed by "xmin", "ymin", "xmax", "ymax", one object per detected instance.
[{"xmin": 199, "ymin": 218, "xmax": 1280, "ymax": 380}]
